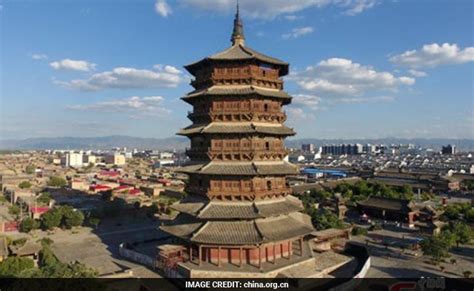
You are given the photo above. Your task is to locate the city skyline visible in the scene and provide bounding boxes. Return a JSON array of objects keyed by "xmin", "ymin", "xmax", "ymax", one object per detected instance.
[{"xmin": 1, "ymin": 0, "xmax": 473, "ymax": 140}]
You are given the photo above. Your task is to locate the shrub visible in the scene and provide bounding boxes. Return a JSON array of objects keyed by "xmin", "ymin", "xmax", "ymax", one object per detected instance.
[
  {"xmin": 47, "ymin": 176, "xmax": 67, "ymax": 187},
  {"xmin": 20, "ymin": 217, "xmax": 40, "ymax": 233},
  {"xmin": 18, "ymin": 181, "xmax": 32, "ymax": 189},
  {"xmin": 352, "ymin": 226, "xmax": 369, "ymax": 236},
  {"xmin": 0, "ymin": 257, "xmax": 35, "ymax": 277},
  {"xmin": 37, "ymin": 192, "xmax": 51, "ymax": 205}
]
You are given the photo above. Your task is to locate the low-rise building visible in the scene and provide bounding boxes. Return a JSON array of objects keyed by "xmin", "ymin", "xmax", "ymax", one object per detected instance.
[
  {"xmin": 104, "ymin": 153, "xmax": 126, "ymax": 166},
  {"xmin": 61, "ymin": 152, "xmax": 84, "ymax": 168}
]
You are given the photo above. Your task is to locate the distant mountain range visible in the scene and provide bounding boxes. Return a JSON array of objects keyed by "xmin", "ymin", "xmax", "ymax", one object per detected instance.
[{"xmin": 1, "ymin": 135, "xmax": 473, "ymax": 151}]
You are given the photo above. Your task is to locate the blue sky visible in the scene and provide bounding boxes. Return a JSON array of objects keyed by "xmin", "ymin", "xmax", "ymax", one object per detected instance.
[{"xmin": 1, "ymin": 0, "xmax": 473, "ymax": 140}]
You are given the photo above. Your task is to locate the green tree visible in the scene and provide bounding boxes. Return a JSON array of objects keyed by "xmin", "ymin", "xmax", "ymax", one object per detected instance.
[
  {"xmin": 62, "ymin": 207, "xmax": 84, "ymax": 228},
  {"xmin": 47, "ymin": 176, "xmax": 67, "ymax": 187},
  {"xmin": 310, "ymin": 189, "xmax": 332, "ymax": 202},
  {"xmin": 352, "ymin": 226, "xmax": 369, "ymax": 236},
  {"xmin": 0, "ymin": 257, "xmax": 35, "ymax": 277},
  {"xmin": 37, "ymin": 192, "xmax": 51, "ymax": 205},
  {"xmin": 466, "ymin": 208, "xmax": 474, "ymax": 223},
  {"xmin": 8, "ymin": 205, "xmax": 20, "ymax": 217},
  {"xmin": 20, "ymin": 217, "xmax": 40, "ymax": 233},
  {"xmin": 88, "ymin": 217, "xmax": 100, "ymax": 229},
  {"xmin": 444, "ymin": 204, "xmax": 463, "ymax": 220},
  {"xmin": 451, "ymin": 222, "xmax": 473, "ymax": 247},
  {"xmin": 310, "ymin": 208, "xmax": 344, "ymax": 230},
  {"xmin": 25, "ymin": 165, "xmax": 35, "ymax": 174},
  {"xmin": 420, "ymin": 233, "xmax": 454, "ymax": 262},
  {"xmin": 39, "ymin": 244, "xmax": 98, "ymax": 278},
  {"xmin": 18, "ymin": 181, "xmax": 32, "ymax": 189},
  {"xmin": 41, "ymin": 208, "xmax": 62, "ymax": 230}
]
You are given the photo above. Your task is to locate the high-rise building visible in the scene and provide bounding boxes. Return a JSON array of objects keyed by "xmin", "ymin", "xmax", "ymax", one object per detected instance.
[
  {"xmin": 159, "ymin": 6, "xmax": 314, "ymax": 277},
  {"xmin": 441, "ymin": 144, "xmax": 456, "ymax": 155},
  {"xmin": 301, "ymin": 143, "xmax": 315, "ymax": 152},
  {"xmin": 322, "ymin": 144, "xmax": 363, "ymax": 155},
  {"xmin": 61, "ymin": 151, "xmax": 83, "ymax": 167}
]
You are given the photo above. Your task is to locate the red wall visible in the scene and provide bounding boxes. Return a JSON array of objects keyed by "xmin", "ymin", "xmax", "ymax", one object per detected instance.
[{"xmin": 199, "ymin": 241, "xmax": 294, "ymax": 265}]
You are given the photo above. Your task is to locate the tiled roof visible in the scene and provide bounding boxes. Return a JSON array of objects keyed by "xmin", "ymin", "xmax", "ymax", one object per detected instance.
[
  {"xmin": 190, "ymin": 214, "xmax": 313, "ymax": 244},
  {"xmin": 159, "ymin": 214, "xmax": 203, "ymax": 239},
  {"xmin": 171, "ymin": 196, "xmax": 304, "ymax": 219},
  {"xmin": 191, "ymin": 220, "xmax": 262, "ymax": 244},
  {"xmin": 185, "ymin": 44, "xmax": 289, "ymax": 76},
  {"xmin": 177, "ymin": 161, "xmax": 299, "ymax": 176},
  {"xmin": 256, "ymin": 196, "xmax": 303, "ymax": 217},
  {"xmin": 256, "ymin": 215, "xmax": 314, "ymax": 242},
  {"xmin": 177, "ymin": 122, "xmax": 295, "ymax": 136},
  {"xmin": 357, "ymin": 196, "xmax": 415, "ymax": 213},
  {"xmin": 171, "ymin": 201, "xmax": 206, "ymax": 216},
  {"xmin": 198, "ymin": 202, "xmax": 260, "ymax": 219},
  {"xmin": 183, "ymin": 85, "xmax": 292, "ymax": 102}
]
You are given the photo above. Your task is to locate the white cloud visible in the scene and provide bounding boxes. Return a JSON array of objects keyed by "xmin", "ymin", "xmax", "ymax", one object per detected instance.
[
  {"xmin": 287, "ymin": 107, "xmax": 313, "ymax": 121},
  {"xmin": 282, "ymin": 26, "xmax": 314, "ymax": 39},
  {"xmin": 155, "ymin": 0, "xmax": 172, "ymax": 17},
  {"xmin": 179, "ymin": 0, "xmax": 378, "ymax": 19},
  {"xmin": 341, "ymin": 0, "xmax": 378, "ymax": 16},
  {"xmin": 292, "ymin": 94, "xmax": 322, "ymax": 110},
  {"xmin": 292, "ymin": 58, "xmax": 415, "ymax": 98},
  {"xmin": 390, "ymin": 43, "xmax": 474, "ymax": 68},
  {"xmin": 50, "ymin": 59, "xmax": 96, "ymax": 72},
  {"xmin": 54, "ymin": 65, "xmax": 183, "ymax": 91},
  {"xmin": 284, "ymin": 15, "xmax": 303, "ymax": 21},
  {"xmin": 333, "ymin": 95, "xmax": 394, "ymax": 104},
  {"xmin": 408, "ymin": 69, "xmax": 427, "ymax": 77},
  {"xmin": 30, "ymin": 53, "xmax": 48, "ymax": 60},
  {"xmin": 67, "ymin": 96, "xmax": 170, "ymax": 116}
]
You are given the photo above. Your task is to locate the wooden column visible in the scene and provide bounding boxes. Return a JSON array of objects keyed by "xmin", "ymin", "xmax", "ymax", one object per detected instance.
[
  {"xmin": 288, "ymin": 241, "xmax": 291, "ymax": 260},
  {"xmin": 218, "ymin": 246, "xmax": 221, "ymax": 267},
  {"xmin": 300, "ymin": 237, "xmax": 304, "ymax": 256},
  {"xmin": 189, "ymin": 244, "xmax": 193, "ymax": 263},
  {"xmin": 273, "ymin": 243, "xmax": 276, "ymax": 264},
  {"xmin": 198, "ymin": 245, "xmax": 202, "ymax": 266},
  {"xmin": 259, "ymin": 245, "xmax": 263, "ymax": 270},
  {"xmin": 239, "ymin": 247, "xmax": 243, "ymax": 268}
]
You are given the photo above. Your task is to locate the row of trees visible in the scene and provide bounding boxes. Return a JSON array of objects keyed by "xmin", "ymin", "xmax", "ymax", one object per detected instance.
[
  {"xmin": 443, "ymin": 203, "xmax": 474, "ymax": 223},
  {"xmin": 333, "ymin": 180, "xmax": 416, "ymax": 202},
  {"xmin": 420, "ymin": 222, "xmax": 473, "ymax": 262},
  {"xmin": 300, "ymin": 194, "xmax": 345, "ymax": 230},
  {"xmin": 20, "ymin": 206, "xmax": 85, "ymax": 232},
  {"xmin": 0, "ymin": 239, "xmax": 97, "ymax": 278},
  {"xmin": 304, "ymin": 180, "xmax": 418, "ymax": 206}
]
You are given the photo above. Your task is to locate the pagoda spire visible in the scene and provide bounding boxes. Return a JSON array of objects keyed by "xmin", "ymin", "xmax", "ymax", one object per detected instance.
[{"xmin": 231, "ymin": 1, "xmax": 245, "ymax": 46}]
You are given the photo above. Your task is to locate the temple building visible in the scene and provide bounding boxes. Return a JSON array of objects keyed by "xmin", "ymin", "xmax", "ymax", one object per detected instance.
[{"xmin": 158, "ymin": 6, "xmax": 316, "ymax": 278}]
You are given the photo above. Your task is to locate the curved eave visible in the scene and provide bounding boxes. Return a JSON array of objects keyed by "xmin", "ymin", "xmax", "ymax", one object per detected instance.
[
  {"xmin": 176, "ymin": 161, "xmax": 300, "ymax": 176},
  {"xmin": 181, "ymin": 86, "xmax": 293, "ymax": 105},
  {"xmin": 177, "ymin": 123, "xmax": 296, "ymax": 137},
  {"xmin": 184, "ymin": 45, "xmax": 289, "ymax": 77}
]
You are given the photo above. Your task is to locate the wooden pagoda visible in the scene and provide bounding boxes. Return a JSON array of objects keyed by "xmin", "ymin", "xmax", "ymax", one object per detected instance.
[{"xmin": 160, "ymin": 5, "xmax": 314, "ymax": 277}]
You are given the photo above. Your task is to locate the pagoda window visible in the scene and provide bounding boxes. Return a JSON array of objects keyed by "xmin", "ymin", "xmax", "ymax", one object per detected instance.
[
  {"xmin": 264, "ymin": 104, "xmax": 269, "ymax": 112},
  {"xmin": 265, "ymin": 142, "xmax": 270, "ymax": 150},
  {"xmin": 267, "ymin": 181, "xmax": 272, "ymax": 190}
]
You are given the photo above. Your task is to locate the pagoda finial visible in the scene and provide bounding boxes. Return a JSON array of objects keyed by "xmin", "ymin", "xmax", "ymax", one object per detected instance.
[{"xmin": 231, "ymin": 0, "xmax": 245, "ymax": 46}]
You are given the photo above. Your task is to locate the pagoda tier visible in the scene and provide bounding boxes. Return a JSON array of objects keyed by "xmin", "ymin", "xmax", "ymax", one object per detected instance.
[
  {"xmin": 160, "ymin": 196, "xmax": 314, "ymax": 267},
  {"xmin": 158, "ymin": 6, "xmax": 314, "ymax": 277}
]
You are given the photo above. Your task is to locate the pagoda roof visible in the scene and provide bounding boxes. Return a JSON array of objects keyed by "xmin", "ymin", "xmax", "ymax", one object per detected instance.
[
  {"xmin": 182, "ymin": 85, "xmax": 292, "ymax": 104},
  {"xmin": 177, "ymin": 161, "xmax": 299, "ymax": 176},
  {"xmin": 190, "ymin": 214, "xmax": 313, "ymax": 245},
  {"xmin": 357, "ymin": 196, "xmax": 415, "ymax": 213},
  {"xmin": 159, "ymin": 213, "xmax": 203, "ymax": 239},
  {"xmin": 185, "ymin": 44, "xmax": 289, "ymax": 76},
  {"xmin": 177, "ymin": 122, "xmax": 296, "ymax": 136},
  {"xmin": 170, "ymin": 195, "xmax": 304, "ymax": 219}
]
